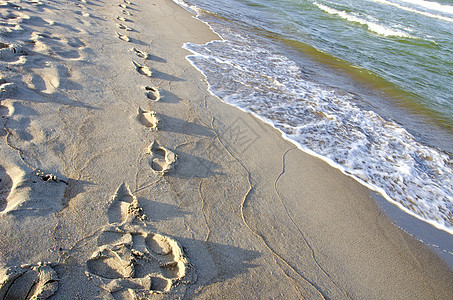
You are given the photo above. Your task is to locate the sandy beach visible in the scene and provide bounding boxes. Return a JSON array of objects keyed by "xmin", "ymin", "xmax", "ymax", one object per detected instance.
[{"xmin": 0, "ymin": 0, "xmax": 452, "ymax": 299}]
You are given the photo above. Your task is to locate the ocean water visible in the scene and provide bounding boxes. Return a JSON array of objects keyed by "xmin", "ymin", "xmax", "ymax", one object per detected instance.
[{"xmin": 173, "ymin": 0, "xmax": 453, "ymax": 235}]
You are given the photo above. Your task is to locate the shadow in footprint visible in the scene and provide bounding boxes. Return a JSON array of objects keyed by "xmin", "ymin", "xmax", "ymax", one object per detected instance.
[
  {"xmin": 0, "ymin": 165, "xmax": 13, "ymax": 212},
  {"xmin": 7, "ymin": 117, "xmax": 33, "ymax": 141},
  {"xmin": 158, "ymin": 114, "xmax": 215, "ymax": 137},
  {"xmin": 170, "ymin": 151, "xmax": 224, "ymax": 179},
  {"xmin": 148, "ymin": 141, "xmax": 176, "ymax": 175},
  {"xmin": 0, "ymin": 263, "xmax": 59, "ymax": 299}
]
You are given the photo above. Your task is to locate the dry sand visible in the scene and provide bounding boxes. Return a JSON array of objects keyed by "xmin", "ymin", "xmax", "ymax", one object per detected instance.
[{"xmin": 0, "ymin": 0, "xmax": 452, "ymax": 299}]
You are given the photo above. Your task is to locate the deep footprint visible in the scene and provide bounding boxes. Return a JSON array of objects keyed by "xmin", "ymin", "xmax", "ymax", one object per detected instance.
[
  {"xmin": 0, "ymin": 263, "xmax": 58, "ymax": 300},
  {"xmin": 137, "ymin": 107, "xmax": 159, "ymax": 130},
  {"xmin": 144, "ymin": 86, "xmax": 161, "ymax": 101},
  {"xmin": 86, "ymin": 183, "xmax": 193, "ymax": 296},
  {"xmin": 148, "ymin": 141, "xmax": 177, "ymax": 175},
  {"xmin": 87, "ymin": 229, "xmax": 191, "ymax": 295}
]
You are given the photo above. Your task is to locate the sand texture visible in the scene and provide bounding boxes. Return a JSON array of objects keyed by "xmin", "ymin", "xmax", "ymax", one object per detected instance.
[{"xmin": 0, "ymin": 0, "xmax": 452, "ymax": 299}]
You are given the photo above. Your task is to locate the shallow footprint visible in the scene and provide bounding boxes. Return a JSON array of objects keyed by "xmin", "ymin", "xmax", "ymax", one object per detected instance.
[
  {"xmin": 132, "ymin": 60, "xmax": 152, "ymax": 77},
  {"xmin": 116, "ymin": 31, "xmax": 130, "ymax": 42},
  {"xmin": 148, "ymin": 141, "xmax": 177, "ymax": 175},
  {"xmin": 0, "ymin": 263, "xmax": 58, "ymax": 300},
  {"xmin": 137, "ymin": 107, "xmax": 159, "ymax": 130}
]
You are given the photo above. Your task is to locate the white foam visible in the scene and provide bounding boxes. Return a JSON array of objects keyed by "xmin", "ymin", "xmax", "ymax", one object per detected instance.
[
  {"xmin": 397, "ymin": 0, "xmax": 453, "ymax": 15},
  {"xmin": 314, "ymin": 2, "xmax": 414, "ymax": 38},
  {"xmin": 183, "ymin": 36, "xmax": 453, "ymax": 235},
  {"xmin": 370, "ymin": 0, "xmax": 453, "ymax": 23}
]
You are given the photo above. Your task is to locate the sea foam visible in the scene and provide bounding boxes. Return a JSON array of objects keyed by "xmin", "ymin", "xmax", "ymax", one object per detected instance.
[{"xmin": 183, "ymin": 33, "xmax": 453, "ymax": 234}]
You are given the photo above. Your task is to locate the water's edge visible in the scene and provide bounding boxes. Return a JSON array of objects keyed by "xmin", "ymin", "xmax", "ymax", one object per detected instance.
[{"xmin": 174, "ymin": 0, "xmax": 453, "ymax": 251}]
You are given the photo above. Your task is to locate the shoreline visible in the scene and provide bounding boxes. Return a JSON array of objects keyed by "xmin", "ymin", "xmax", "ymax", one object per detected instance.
[
  {"xmin": 180, "ymin": 3, "xmax": 453, "ymax": 236},
  {"xmin": 0, "ymin": 0, "xmax": 452, "ymax": 298}
]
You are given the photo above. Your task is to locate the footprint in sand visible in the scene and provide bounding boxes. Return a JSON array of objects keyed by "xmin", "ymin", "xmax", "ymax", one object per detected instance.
[
  {"xmin": 131, "ymin": 47, "xmax": 149, "ymax": 59},
  {"xmin": 117, "ymin": 23, "xmax": 132, "ymax": 31},
  {"xmin": 0, "ymin": 262, "xmax": 58, "ymax": 300},
  {"xmin": 0, "ymin": 79, "xmax": 17, "ymax": 100},
  {"xmin": 116, "ymin": 16, "xmax": 130, "ymax": 22},
  {"xmin": 148, "ymin": 141, "xmax": 177, "ymax": 175},
  {"xmin": 0, "ymin": 170, "xmax": 68, "ymax": 215},
  {"xmin": 137, "ymin": 107, "xmax": 159, "ymax": 130},
  {"xmin": 0, "ymin": 42, "xmax": 26, "ymax": 61},
  {"xmin": 132, "ymin": 60, "xmax": 152, "ymax": 77},
  {"xmin": 115, "ymin": 31, "xmax": 130, "ymax": 42},
  {"xmin": 85, "ymin": 183, "xmax": 192, "ymax": 296},
  {"xmin": 105, "ymin": 182, "xmax": 145, "ymax": 226},
  {"xmin": 0, "ymin": 166, "xmax": 12, "ymax": 212},
  {"xmin": 144, "ymin": 86, "xmax": 161, "ymax": 101}
]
